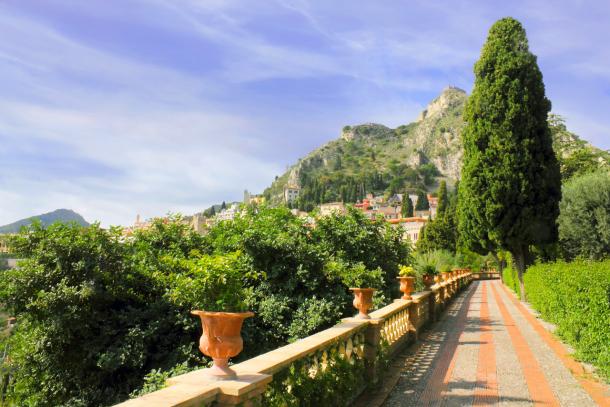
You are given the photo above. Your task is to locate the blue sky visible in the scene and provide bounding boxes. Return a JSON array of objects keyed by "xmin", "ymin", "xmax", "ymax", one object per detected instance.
[{"xmin": 1, "ymin": 0, "xmax": 608, "ymax": 226}]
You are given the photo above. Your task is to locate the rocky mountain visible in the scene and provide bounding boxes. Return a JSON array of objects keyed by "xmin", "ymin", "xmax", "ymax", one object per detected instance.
[
  {"xmin": 0, "ymin": 209, "xmax": 90, "ymax": 234},
  {"xmin": 263, "ymin": 87, "xmax": 609, "ymax": 210}
]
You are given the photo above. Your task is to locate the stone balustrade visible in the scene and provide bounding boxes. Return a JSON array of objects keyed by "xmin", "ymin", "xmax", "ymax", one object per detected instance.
[{"xmin": 115, "ymin": 273, "xmax": 473, "ymax": 407}]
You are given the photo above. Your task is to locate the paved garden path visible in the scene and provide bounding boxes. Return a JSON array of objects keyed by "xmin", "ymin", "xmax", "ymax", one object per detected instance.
[{"xmin": 382, "ymin": 280, "xmax": 609, "ymax": 407}]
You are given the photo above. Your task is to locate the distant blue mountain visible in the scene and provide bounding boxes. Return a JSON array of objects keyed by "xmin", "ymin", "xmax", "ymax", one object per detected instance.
[{"xmin": 0, "ymin": 209, "xmax": 90, "ymax": 234}]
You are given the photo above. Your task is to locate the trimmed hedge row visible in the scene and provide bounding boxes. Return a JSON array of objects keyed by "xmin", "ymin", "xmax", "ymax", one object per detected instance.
[{"xmin": 523, "ymin": 260, "xmax": 610, "ymax": 381}]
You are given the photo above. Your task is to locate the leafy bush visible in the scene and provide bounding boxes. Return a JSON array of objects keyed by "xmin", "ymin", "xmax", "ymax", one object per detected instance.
[
  {"xmin": 501, "ymin": 266, "xmax": 521, "ymax": 299},
  {"xmin": 523, "ymin": 260, "xmax": 610, "ymax": 380},
  {"xmin": 454, "ymin": 249, "xmax": 487, "ymax": 271},
  {"xmin": 558, "ymin": 171, "xmax": 610, "ymax": 260},
  {"xmin": 412, "ymin": 251, "xmax": 439, "ymax": 276},
  {"xmin": 328, "ymin": 261, "xmax": 385, "ymax": 289},
  {"xmin": 0, "ymin": 220, "xmax": 212, "ymax": 406},
  {"xmin": 314, "ymin": 206, "xmax": 409, "ymax": 298},
  {"xmin": 263, "ymin": 347, "xmax": 366, "ymax": 407},
  {"xmin": 0, "ymin": 206, "xmax": 411, "ymax": 405}
]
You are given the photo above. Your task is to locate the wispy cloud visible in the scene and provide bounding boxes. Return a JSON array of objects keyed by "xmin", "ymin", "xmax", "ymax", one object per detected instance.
[{"xmin": 0, "ymin": 0, "xmax": 608, "ymax": 226}]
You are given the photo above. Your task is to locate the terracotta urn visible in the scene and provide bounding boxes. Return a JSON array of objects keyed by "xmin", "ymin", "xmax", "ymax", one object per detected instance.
[
  {"xmin": 191, "ymin": 310, "xmax": 254, "ymax": 379},
  {"xmin": 397, "ymin": 276, "xmax": 416, "ymax": 300},
  {"xmin": 350, "ymin": 288, "xmax": 375, "ymax": 319},
  {"xmin": 442, "ymin": 272, "xmax": 450, "ymax": 282},
  {"xmin": 434, "ymin": 275, "xmax": 441, "ymax": 284},
  {"xmin": 422, "ymin": 274, "xmax": 434, "ymax": 290}
]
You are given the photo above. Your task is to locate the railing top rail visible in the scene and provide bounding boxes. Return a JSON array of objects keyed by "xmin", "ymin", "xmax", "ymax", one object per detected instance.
[
  {"xmin": 115, "ymin": 382, "xmax": 219, "ymax": 407},
  {"xmin": 169, "ymin": 319, "xmax": 369, "ymax": 384},
  {"xmin": 369, "ymin": 298, "xmax": 412, "ymax": 319}
]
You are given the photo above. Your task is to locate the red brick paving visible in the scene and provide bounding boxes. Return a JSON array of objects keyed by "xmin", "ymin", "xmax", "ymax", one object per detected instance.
[
  {"xmin": 490, "ymin": 282, "xmax": 560, "ymax": 406},
  {"xmin": 383, "ymin": 280, "xmax": 605, "ymax": 407},
  {"xmin": 473, "ymin": 282, "xmax": 499, "ymax": 406},
  {"xmin": 418, "ymin": 282, "xmax": 478, "ymax": 406}
]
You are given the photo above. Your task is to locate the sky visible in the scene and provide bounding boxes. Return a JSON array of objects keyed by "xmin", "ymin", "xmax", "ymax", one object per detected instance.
[{"xmin": 1, "ymin": 0, "xmax": 609, "ymax": 227}]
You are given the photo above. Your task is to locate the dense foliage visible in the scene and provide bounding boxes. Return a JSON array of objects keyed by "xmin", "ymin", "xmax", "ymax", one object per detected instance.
[
  {"xmin": 523, "ymin": 260, "xmax": 610, "ymax": 381},
  {"xmin": 558, "ymin": 171, "xmax": 610, "ymax": 260},
  {"xmin": 401, "ymin": 192, "xmax": 414, "ymax": 217},
  {"xmin": 0, "ymin": 221, "xmax": 210, "ymax": 406},
  {"xmin": 0, "ymin": 207, "xmax": 409, "ymax": 405},
  {"xmin": 501, "ymin": 266, "xmax": 521, "ymax": 299},
  {"xmin": 549, "ymin": 115, "xmax": 610, "ymax": 181},
  {"xmin": 417, "ymin": 181, "xmax": 458, "ymax": 252},
  {"xmin": 458, "ymin": 17, "xmax": 561, "ymax": 298}
]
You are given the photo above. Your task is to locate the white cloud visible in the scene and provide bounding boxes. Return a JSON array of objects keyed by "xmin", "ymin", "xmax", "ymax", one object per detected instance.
[{"xmin": 0, "ymin": 0, "xmax": 608, "ymax": 228}]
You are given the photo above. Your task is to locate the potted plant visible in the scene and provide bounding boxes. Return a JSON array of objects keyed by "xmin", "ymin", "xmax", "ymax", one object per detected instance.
[
  {"xmin": 185, "ymin": 253, "xmax": 254, "ymax": 380},
  {"xmin": 398, "ymin": 265, "xmax": 417, "ymax": 300},
  {"xmin": 421, "ymin": 264, "xmax": 437, "ymax": 290},
  {"xmin": 340, "ymin": 262, "xmax": 384, "ymax": 319},
  {"xmin": 413, "ymin": 251, "xmax": 440, "ymax": 288}
]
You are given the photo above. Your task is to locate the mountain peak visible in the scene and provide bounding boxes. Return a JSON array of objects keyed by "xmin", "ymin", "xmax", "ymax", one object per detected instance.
[
  {"xmin": 340, "ymin": 123, "xmax": 392, "ymax": 141},
  {"xmin": 0, "ymin": 209, "xmax": 90, "ymax": 234},
  {"xmin": 417, "ymin": 86, "xmax": 467, "ymax": 122}
]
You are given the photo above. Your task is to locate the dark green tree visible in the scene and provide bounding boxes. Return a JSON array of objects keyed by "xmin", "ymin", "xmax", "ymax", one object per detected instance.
[
  {"xmin": 401, "ymin": 194, "xmax": 414, "ymax": 218},
  {"xmin": 457, "ymin": 17, "xmax": 561, "ymax": 299},
  {"xmin": 210, "ymin": 206, "xmax": 216, "ymax": 216},
  {"xmin": 221, "ymin": 201, "xmax": 227, "ymax": 210},
  {"xmin": 417, "ymin": 185, "xmax": 457, "ymax": 253},
  {"xmin": 558, "ymin": 171, "xmax": 610, "ymax": 260},
  {"xmin": 436, "ymin": 181, "xmax": 448, "ymax": 215},
  {"xmin": 415, "ymin": 190, "xmax": 429, "ymax": 211}
]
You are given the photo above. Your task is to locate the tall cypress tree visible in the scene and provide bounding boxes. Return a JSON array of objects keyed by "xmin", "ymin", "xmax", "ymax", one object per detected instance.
[
  {"xmin": 401, "ymin": 193, "xmax": 414, "ymax": 218},
  {"xmin": 457, "ymin": 17, "xmax": 561, "ymax": 299},
  {"xmin": 415, "ymin": 190, "xmax": 429, "ymax": 211},
  {"xmin": 436, "ymin": 181, "xmax": 448, "ymax": 215}
]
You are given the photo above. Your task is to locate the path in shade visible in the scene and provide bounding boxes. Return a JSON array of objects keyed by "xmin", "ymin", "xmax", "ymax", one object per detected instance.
[{"xmin": 382, "ymin": 280, "xmax": 609, "ymax": 407}]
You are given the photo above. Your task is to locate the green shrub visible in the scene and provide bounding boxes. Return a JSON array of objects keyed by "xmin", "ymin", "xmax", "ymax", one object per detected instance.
[
  {"xmin": 524, "ymin": 260, "xmax": 610, "ymax": 380},
  {"xmin": 502, "ymin": 266, "xmax": 521, "ymax": 298},
  {"xmin": 0, "ymin": 206, "xmax": 410, "ymax": 405},
  {"xmin": 558, "ymin": 171, "xmax": 610, "ymax": 260}
]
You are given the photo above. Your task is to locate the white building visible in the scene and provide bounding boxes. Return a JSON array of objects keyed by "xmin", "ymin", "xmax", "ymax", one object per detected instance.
[
  {"xmin": 216, "ymin": 204, "xmax": 240, "ymax": 221},
  {"xmin": 388, "ymin": 217, "xmax": 428, "ymax": 243},
  {"xmin": 283, "ymin": 185, "xmax": 300, "ymax": 204},
  {"xmin": 318, "ymin": 202, "xmax": 346, "ymax": 217}
]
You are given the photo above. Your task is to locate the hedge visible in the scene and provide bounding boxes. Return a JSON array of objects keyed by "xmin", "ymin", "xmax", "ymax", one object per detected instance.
[{"xmin": 523, "ymin": 260, "xmax": 610, "ymax": 381}]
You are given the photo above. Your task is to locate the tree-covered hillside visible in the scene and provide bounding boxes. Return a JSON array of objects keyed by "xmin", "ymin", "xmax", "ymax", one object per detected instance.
[
  {"xmin": 0, "ymin": 209, "xmax": 89, "ymax": 234},
  {"xmin": 263, "ymin": 87, "xmax": 608, "ymax": 211}
]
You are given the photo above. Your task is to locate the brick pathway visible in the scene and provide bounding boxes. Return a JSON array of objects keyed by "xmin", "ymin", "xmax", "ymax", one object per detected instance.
[{"xmin": 383, "ymin": 280, "xmax": 610, "ymax": 407}]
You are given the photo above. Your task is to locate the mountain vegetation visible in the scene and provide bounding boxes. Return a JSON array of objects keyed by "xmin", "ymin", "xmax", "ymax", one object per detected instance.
[
  {"xmin": 263, "ymin": 89, "xmax": 608, "ymax": 212},
  {"xmin": 0, "ymin": 209, "xmax": 89, "ymax": 234}
]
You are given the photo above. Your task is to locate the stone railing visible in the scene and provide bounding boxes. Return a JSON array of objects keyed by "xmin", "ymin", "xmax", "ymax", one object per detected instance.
[
  {"xmin": 116, "ymin": 273, "xmax": 473, "ymax": 407},
  {"xmin": 472, "ymin": 269, "xmax": 500, "ymax": 280}
]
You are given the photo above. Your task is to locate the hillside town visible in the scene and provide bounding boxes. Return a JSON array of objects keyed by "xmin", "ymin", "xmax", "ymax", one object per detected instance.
[{"xmin": 122, "ymin": 185, "xmax": 438, "ymax": 244}]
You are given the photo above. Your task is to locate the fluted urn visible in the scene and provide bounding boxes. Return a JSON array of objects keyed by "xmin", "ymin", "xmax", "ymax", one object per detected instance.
[
  {"xmin": 350, "ymin": 288, "xmax": 375, "ymax": 319},
  {"xmin": 191, "ymin": 310, "xmax": 254, "ymax": 379},
  {"xmin": 397, "ymin": 276, "xmax": 416, "ymax": 300}
]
